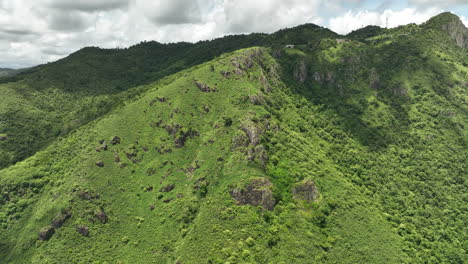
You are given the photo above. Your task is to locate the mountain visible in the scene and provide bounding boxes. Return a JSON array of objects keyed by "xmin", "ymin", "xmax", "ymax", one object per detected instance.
[
  {"xmin": 0, "ymin": 12, "xmax": 466, "ymax": 263},
  {"xmin": 0, "ymin": 24, "xmax": 336, "ymax": 170},
  {"xmin": 0, "ymin": 68, "xmax": 24, "ymax": 78}
]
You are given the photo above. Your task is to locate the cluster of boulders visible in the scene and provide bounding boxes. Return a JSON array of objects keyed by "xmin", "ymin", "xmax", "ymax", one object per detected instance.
[
  {"xmin": 39, "ymin": 209, "xmax": 72, "ymax": 241},
  {"xmin": 195, "ymin": 82, "xmax": 218, "ymax": 93},
  {"xmin": 95, "ymin": 136, "xmax": 121, "ymax": 167}
]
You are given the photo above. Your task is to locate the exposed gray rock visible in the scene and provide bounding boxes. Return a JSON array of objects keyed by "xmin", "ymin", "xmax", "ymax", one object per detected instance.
[
  {"xmin": 231, "ymin": 178, "xmax": 275, "ymax": 210},
  {"xmin": 441, "ymin": 15, "xmax": 468, "ymax": 48},
  {"xmin": 241, "ymin": 123, "xmax": 261, "ymax": 146},
  {"xmin": 313, "ymin": 72, "xmax": 323, "ymax": 84},
  {"xmin": 369, "ymin": 69, "xmax": 381, "ymax": 90},
  {"xmin": 249, "ymin": 93, "xmax": 265, "ymax": 105},
  {"xmin": 294, "ymin": 60, "xmax": 307, "ymax": 83},
  {"xmin": 292, "ymin": 180, "xmax": 319, "ymax": 202},
  {"xmin": 195, "ymin": 82, "xmax": 218, "ymax": 92}
]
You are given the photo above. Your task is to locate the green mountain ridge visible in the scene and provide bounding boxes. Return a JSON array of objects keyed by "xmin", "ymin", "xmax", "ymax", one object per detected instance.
[{"xmin": 0, "ymin": 12, "xmax": 466, "ymax": 263}]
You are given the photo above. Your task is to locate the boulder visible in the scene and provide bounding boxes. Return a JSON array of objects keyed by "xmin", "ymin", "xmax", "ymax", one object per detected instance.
[
  {"xmin": 52, "ymin": 210, "xmax": 72, "ymax": 228},
  {"xmin": 96, "ymin": 161, "xmax": 104, "ymax": 167},
  {"xmin": 38, "ymin": 226, "xmax": 55, "ymax": 241},
  {"xmin": 292, "ymin": 180, "xmax": 319, "ymax": 202},
  {"xmin": 94, "ymin": 210, "xmax": 108, "ymax": 224},
  {"xmin": 76, "ymin": 225, "xmax": 89, "ymax": 237},
  {"xmin": 220, "ymin": 70, "xmax": 231, "ymax": 79},
  {"xmin": 110, "ymin": 136, "xmax": 121, "ymax": 145},
  {"xmin": 195, "ymin": 82, "xmax": 218, "ymax": 92},
  {"xmin": 160, "ymin": 183, "xmax": 175, "ymax": 193},
  {"xmin": 231, "ymin": 178, "xmax": 275, "ymax": 210}
]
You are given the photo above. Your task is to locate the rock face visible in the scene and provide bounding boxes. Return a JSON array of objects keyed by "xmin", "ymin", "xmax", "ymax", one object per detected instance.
[
  {"xmin": 231, "ymin": 178, "xmax": 275, "ymax": 210},
  {"xmin": 241, "ymin": 123, "xmax": 261, "ymax": 147},
  {"xmin": 441, "ymin": 15, "xmax": 468, "ymax": 48},
  {"xmin": 292, "ymin": 180, "xmax": 319, "ymax": 202},
  {"xmin": 38, "ymin": 226, "xmax": 55, "ymax": 241},
  {"xmin": 294, "ymin": 60, "xmax": 307, "ymax": 83},
  {"xmin": 427, "ymin": 12, "xmax": 468, "ymax": 48},
  {"xmin": 369, "ymin": 69, "xmax": 381, "ymax": 90}
]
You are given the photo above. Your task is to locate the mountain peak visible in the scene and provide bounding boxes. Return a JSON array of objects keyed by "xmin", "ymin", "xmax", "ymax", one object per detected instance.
[{"xmin": 425, "ymin": 12, "xmax": 468, "ymax": 48}]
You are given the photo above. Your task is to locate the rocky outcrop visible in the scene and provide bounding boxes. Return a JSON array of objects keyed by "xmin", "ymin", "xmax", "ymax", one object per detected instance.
[
  {"xmin": 292, "ymin": 180, "xmax": 319, "ymax": 202},
  {"xmin": 95, "ymin": 141, "xmax": 108, "ymax": 152},
  {"xmin": 231, "ymin": 178, "xmax": 275, "ymax": 210},
  {"xmin": 39, "ymin": 226, "xmax": 55, "ymax": 241},
  {"xmin": 52, "ymin": 210, "xmax": 72, "ymax": 228},
  {"xmin": 241, "ymin": 123, "xmax": 262, "ymax": 147},
  {"xmin": 175, "ymin": 129, "xmax": 199, "ymax": 148},
  {"xmin": 94, "ymin": 210, "xmax": 108, "ymax": 224},
  {"xmin": 441, "ymin": 15, "xmax": 468, "ymax": 48},
  {"xmin": 313, "ymin": 71, "xmax": 335, "ymax": 84},
  {"xmin": 392, "ymin": 83, "xmax": 408, "ymax": 96},
  {"xmin": 369, "ymin": 69, "xmax": 381, "ymax": 90},
  {"xmin": 294, "ymin": 60, "xmax": 307, "ymax": 83},
  {"xmin": 195, "ymin": 82, "xmax": 218, "ymax": 92},
  {"xmin": 160, "ymin": 183, "xmax": 175, "ymax": 193},
  {"xmin": 76, "ymin": 225, "xmax": 89, "ymax": 237},
  {"xmin": 110, "ymin": 136, "xmax": 121, "ymax": 145},
  {"xmin": 0, "ymin": 134, "xmax": 7, "ymax": 141},
  {"xmin": 246, "ymin": 145, "xmax": 268, "ymax": 168},
  {"xmin": 249, "ymin": 93, "xmax": 265, "ymax": 105}
]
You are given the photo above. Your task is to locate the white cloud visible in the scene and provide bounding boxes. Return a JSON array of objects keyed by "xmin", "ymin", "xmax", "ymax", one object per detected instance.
[
  {"xmin": 43, "ymin": 0, "xmax": 128, "ymax": 12},
  {"xmin": 329, "ymin": 7, "xmax": 443, "ymax": 34},
  {"xmin": 0, "ymin": 0, "xmax": 465, "ymax": 68},
  {"xmin": 409, "ymin": 0, "xmax": 468, "ymax": 8},
  {"xmin": 461, "ymin": 15, "xmax": 468, "ymax": 27},
  {"xmin": 223, "ymin": 0, "xmax": 322, "ymax": 33},
  {"xmin": 134, "ymin": 0, "xmax": 202, "ymax": 25}
]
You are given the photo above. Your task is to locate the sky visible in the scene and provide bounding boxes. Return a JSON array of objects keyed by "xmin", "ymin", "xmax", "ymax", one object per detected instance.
[{"xmin": 0, "ymin": 0, "xmax": 467, "ymax": 68}]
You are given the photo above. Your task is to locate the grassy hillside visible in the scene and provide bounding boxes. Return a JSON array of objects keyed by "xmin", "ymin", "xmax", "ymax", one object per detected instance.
[
  {"xmin": 0, "ymin": 12, "xmax": 466, "ymax": 264},
  {"xmin": 0, "ymin": 24, "xmax": 337, "ymax": 170}
]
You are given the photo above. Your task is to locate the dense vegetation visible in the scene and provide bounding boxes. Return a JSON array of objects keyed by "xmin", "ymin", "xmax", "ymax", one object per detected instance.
[
  {"xmin": 0, "ymin": 23, "xmax": 336, "ymax": 170},
  {"xmin": 0, "ymin": 12, "xmax": 466, "ymax": 263}
]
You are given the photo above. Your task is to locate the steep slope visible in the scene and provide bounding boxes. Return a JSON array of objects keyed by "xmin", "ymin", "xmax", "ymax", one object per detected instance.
[
  {"xmin": 0, "ymin": 12, "xmax": 466, "ymax": 264},
  {"xmin": 0, "ymin": 47, "xmax": 408, "ymax": 264},
  {"xmin": 0, "ymin": 24, "xmax": 337, "ymax": 170}
]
